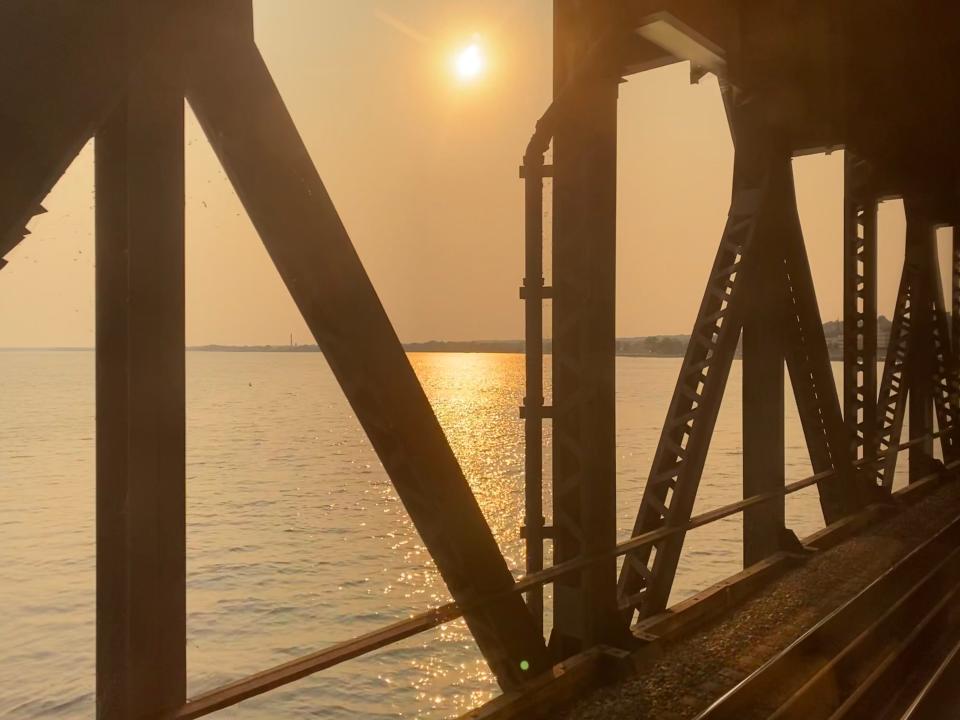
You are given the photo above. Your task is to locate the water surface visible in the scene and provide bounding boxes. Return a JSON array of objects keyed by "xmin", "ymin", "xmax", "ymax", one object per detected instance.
[{"xmin": 0, "ymin": 351, "xmax": 908, "ymax": 718}]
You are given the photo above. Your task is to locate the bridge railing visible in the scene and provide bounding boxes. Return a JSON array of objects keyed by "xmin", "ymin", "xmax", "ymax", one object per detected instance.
[{"xmin": 171, "ymin": 430, "xmax": 955, "ymax": 719}]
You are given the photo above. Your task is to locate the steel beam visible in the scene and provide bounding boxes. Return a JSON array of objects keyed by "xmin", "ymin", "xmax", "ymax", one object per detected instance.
[
  {"xmin": 521, "ymin": 152, "xmax": 548, "ymax": 633},
  {"xmin": 875, "ymin": 198, "xmax": 960, "ymax": 484},
  {"xmin": 782, "ymin": 188, "xmax": 861, "ymax": 523},
  {"xmin": 930, "ymin": 273, "xmax": 960, "ymax": 466},
  {"xmin": 741, "ymin": 188, "xmax": 786, "ymax": 568},
  {"xmin": 953, "ymin": 227, "xmax": 960, "ymax": 359},
  {"xmin": 618, "ymin": 95, "xmax": 777, "ymax": 618},
  {"xmin": 619, "ymin": 94, "xmax": 860, "ymax": 617},
  {"xmin": 745, "ymin": 135, "xmax": 857, "ymax": 561},
  {"xmin": 550, "ymin": 0, "xmax": 626, "ymax": 655},
  {"xmin": 923, "ymin": 216, "xmax": 960, "ymax": 466},
  {"xmin": 904, "ymin": 199, "xmax": 936, "ymax": 481},
  {"xmin": 182, "ymin": 4, "xmax": 547, "ymax": 688},
  {"xmin": 94, "ymin": 31, "xmax": 186, "ymax": 720},
  {"xmin": 875, "ymin": 265, "xmax": 913, "ymax": 489},
  {"xmin": 843, "ymin": 154, "xmax": 879, "ymax": 471}
]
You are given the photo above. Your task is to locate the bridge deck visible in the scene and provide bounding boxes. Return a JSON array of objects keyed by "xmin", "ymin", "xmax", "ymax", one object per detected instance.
[{"xmin": 562, "ymin": 477, "xmax": 960, "ymax": 720}]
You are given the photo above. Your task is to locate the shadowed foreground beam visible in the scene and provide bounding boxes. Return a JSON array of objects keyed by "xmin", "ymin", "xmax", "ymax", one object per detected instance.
[
  {"xmin": 904, "ymin": 199, "xmax": 936, "ymax": 481},
  {"xmin": 0, "ymin": 1, "xmax": 184, "ymax": 260},
  {"xmin": 183, "ymin": 5, "xmax": 547, "ymax": 689},
  {"xmin": 741, "ymin": 173, "xmax": 785, "ymax": 568},
  {"xmin": 843, "ymin": 155, "xmax": 879, "ymax": 471},
  {"xmin": 550, "ymin": 0, "xmax": 627, "ymax": 656},
  {"xmin": 95, "ymin": 39, "xmax": 186, "ymax": 720}
]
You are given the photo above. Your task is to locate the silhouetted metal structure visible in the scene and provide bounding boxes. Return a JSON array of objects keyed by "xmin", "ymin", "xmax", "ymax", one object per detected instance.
[
  {"xmin": 522, "ymin": 0, "xmax": 960, "ymax": 653},
  {"xmin": 2, "ymin": 1, "xmax": 960, "ymax": 718}
]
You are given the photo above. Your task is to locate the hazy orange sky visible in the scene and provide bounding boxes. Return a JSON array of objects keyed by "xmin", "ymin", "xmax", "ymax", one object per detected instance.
[{"xmin": 0, "ymin": 0, "xmax": 946, "ymax": 347}]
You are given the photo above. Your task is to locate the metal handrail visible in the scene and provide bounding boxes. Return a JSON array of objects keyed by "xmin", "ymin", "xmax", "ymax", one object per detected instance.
[{"xmin": 172, "ymin": 429, "xmax": 956, "ymax": 718}]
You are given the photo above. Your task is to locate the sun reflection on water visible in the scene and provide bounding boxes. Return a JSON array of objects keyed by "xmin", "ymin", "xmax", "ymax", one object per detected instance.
[{"xmin": 384, "ymin": 352, "xmax": 538, "ymax": 715}]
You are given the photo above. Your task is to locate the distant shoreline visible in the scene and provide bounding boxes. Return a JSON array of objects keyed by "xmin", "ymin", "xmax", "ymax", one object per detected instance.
[
  {"xmin": 0, "ymin": 315, "xmax": 891, "ymax": 361},
  {"xmin": 188, "ymin": 341, "xmax": 693, "ymax": 358}
]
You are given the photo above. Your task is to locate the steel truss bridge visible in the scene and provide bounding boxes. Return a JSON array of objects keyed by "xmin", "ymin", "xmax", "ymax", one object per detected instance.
[{"xmin": 3, "ymin": 1, "xmax": 960, "ymax": 718}]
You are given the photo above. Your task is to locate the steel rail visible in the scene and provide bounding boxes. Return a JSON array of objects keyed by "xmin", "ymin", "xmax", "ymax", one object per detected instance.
[
  {"xmin": 829, "ymin": 583, "xmax": 960, "ymax": 719},
  {"xmin": 900, "ymin": 632, "xmax": 960, "ymax": 719},
  {"xmin": 170, "ymin": 432, "xmax": 955, "ymax": 719},
  {"xmin": 773, "ymin": 543, "xmax": 960, "ymax": 719},
  {"xmin": 694, "ymin": 466, "xmax": 960, "ymax": 720},
  {"xmin": 694, "ymin": 509, "xmax": 960, "ymax": 719}
]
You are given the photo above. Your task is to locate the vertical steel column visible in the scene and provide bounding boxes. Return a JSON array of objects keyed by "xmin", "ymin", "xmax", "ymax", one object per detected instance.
[
  {"xmin": 741, "ymin": 199, "xmax": 785, "ymax": 568},
  {"xmin": 904, "ymin": 198, "xmax": 935, "ymax": 481},
  {"xmin": 953, "ymin": 226, "xmax": 960, "ymax": 359},
  {"xmin": 95, "ymin": 22, "xmax": 186, "ymax": 720},
  {"xmin": 520, "ymin": 153, "xmax": 549, "ymax": 633},
  {"xmin": 550, "ymin": 0, "xmax": 625, "ymax": 654},
  {"xmin": 925, "ymin": 219, "xmax": 960, "ymax": 464},
  {"xmin": 843, "ymin": 155, "xmax": 879, "ymax": 468},
  {"xmin": 783, "ymin": 205, "xmax": 862, "ymax": 519},
  {"xmin": 874, "ymin": 265, "xmax": 913, "ymax": 489}
]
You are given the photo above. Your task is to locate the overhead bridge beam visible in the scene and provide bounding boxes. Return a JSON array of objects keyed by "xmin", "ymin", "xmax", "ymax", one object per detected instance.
[{"xmin": 0, "ymin": 1, "xmax": 187, "ymax": 263}]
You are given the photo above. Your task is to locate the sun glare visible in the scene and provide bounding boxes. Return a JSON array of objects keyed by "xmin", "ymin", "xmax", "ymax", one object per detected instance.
[{"xmin": 454, "ymin": 41, "xmax": 486, "ymax": 83}]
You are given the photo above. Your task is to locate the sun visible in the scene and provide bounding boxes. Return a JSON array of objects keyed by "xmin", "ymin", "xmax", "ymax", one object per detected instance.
[{"xmin": 453, "ymin": 41, "xmax": 486, "ymax": 83}]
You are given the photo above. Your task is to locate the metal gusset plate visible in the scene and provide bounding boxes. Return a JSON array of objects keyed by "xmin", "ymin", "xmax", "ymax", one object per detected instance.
[{"xmin": 953, "ymin": 228, "xmax": 960, "ymax": 359}]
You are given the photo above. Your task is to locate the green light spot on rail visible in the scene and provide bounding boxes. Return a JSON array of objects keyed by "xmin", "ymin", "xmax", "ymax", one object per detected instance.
[{"xmin": 520, "ymin": 660, "xmax": 530, "ymax": 672}]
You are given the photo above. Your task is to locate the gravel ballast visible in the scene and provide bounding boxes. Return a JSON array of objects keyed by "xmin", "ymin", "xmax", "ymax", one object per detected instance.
[{"xmin": 563, "ymin": 480, "xmax": 960, "ymax": 720}]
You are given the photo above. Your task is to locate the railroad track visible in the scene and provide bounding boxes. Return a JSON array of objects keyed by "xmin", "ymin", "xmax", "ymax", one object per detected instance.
[
  {"xmin": 694, "ymin": 513, "xmax": 960, "ymax": 720},
  {"xmin": 900, "ymin": 634, "xmax": 960, "ymax": 719}
]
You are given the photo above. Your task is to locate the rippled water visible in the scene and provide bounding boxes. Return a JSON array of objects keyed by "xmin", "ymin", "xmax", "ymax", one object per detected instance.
[{"xmin": 0, "ymin": 351, "xmax": 909, "ymax": 718}]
